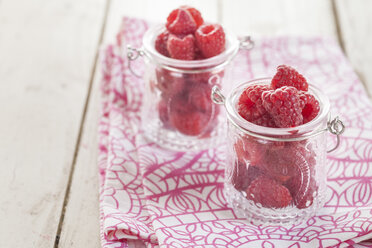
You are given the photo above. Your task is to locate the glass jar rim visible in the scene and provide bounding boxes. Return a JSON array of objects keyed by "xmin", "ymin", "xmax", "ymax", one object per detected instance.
[
  {"xmin": 225, "ymin": 78, "xmax": 331, "ymax": 138},
  {"xmin": 142, "ymin": 24, "xmax": 240, "ymax": 70}
]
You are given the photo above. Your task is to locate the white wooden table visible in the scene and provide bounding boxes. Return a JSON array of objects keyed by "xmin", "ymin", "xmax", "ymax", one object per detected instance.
[{"xmin": 0, "ymin": 0, "xmax": 371, "ymax": 247}]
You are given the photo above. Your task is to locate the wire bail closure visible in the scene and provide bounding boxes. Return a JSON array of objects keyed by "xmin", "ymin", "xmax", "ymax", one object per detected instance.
[
  {"xmin": 211, "ymin": 85, "xmax": 226, "ymax": 105},
  {"xmin": 127, "ymin": 45, "xmax": 145, "ymax": 78},
  {"xmin": 239, "ymin": 36, "xmax": 255, "ymax": 50},
  {"xmin": 326, "ymin": 116, "xmax": 345, "ymax": 153},
  {"xmin": 211, "ymin": 85, "xmax": 345, "ymax": 153}
]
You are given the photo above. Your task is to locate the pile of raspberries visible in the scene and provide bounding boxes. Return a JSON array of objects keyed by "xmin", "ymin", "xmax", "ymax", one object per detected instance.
[
  {"xmin": 154, "ymin": 6, "xmax": 226, "ymax": 136},
  {"xmin": 232, "ymin": 65, "xmax": 321, "ymax": 210}
]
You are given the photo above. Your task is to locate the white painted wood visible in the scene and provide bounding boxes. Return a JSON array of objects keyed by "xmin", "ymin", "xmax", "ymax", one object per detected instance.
[
  {"xmin": 58, "ymin": 70, "xmax": 102, "ymax": 248},
  {"xmin": 0, "ymin": 0, "xmax": 106, "ymax": 247},
  {"xmin": 221, "ymin": 0, "xmax": 337, "ymax": 37},
  {"xmin": 335, "ymin": 0, "xmax": 372, "ymax": 97}
]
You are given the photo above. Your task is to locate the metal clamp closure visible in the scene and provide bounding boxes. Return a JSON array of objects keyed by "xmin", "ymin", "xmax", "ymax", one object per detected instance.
[
  {"xmin": 239, "ymin": 36, "xmax": 255, "ymax": 50},
  {"xmin": 127, "ymin": 45, "xmax": 145, "ymax": 78}
]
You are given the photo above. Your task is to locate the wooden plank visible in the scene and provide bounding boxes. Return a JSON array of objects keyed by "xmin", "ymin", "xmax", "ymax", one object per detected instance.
[
  {"xmin": 58, "ymin": 0, "xmax": 218, "ymax": 247},
  {"xmin": 334, "ymin": 0, "xmax": 372, "ymax": 97},
  {"xmin": 57, "ymin": 70, "xmax": 102, "ymax": 248},
  {"xmin": 221, "ymin": 0, "xmax": 337, "ymax": 37},
  {"xmin": 0, "ymin": 0, "xmax": 106, "ymax": 247}
]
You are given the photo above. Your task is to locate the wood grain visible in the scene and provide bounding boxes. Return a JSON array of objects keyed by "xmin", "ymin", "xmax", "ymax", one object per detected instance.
[
  {"xmin": 221, "ymin": 0, "xmax": 337, "ymax": 37},
  {"xmin": 0, "ymin": 0, "xmax": 106, "ymax": 247},
  {"xmin": 334, "ymin": 0, "xmax": 372, "ymax": 97},
  {"xmin": 57, "ymin": 61, "xmax": 102, "ymax": 248}
]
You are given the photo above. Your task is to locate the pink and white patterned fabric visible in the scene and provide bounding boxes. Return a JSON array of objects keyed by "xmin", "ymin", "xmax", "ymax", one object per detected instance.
[{"xmin": 98, "ymin": 17, "xmax": 372, "ymax": 248}]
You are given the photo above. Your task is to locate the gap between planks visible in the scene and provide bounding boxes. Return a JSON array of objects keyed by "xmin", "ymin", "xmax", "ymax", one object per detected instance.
[{"xmin": 53, "ymin": 0, "xmax": 111, "ymax": 247}]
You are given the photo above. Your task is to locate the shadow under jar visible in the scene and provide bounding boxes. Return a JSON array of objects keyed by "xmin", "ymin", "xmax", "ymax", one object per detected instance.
[
  {"xmin": 212, "ymin": 78, "xmax": 344, "ymax": 224},
  {"xmin": 134, "ymin": 24, "xmax": 243, "ymax": 151}
]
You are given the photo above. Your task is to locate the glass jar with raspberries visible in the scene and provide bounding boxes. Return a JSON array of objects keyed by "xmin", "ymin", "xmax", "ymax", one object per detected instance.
[
  {"xmin": 128, "ymin": 6, "xmax": 251, "ymax": 150},
  {"xmin": 212, "ymin": 65, "xmax": 344, "ymax": 224}
]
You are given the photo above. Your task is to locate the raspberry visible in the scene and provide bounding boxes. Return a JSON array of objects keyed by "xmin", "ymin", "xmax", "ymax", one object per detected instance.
[
  {"xmin": 167, "ymin": 34, "xmax": 195, "ymax": 60},
  {"xmin": 184, "ymin": 72, "xmax": 211, "ymax": 84},
  {"xmin": 262, "ymin": 140, "xmax": 317, "ymax": 185},
  {"xmin": 169, "ymin": 94, "xmax": 211, "ymax": 136},
  {"xmin": 251, "ymin": 113, "xmax": 276, "ymax": 127},
  {"xmin": 286, "ymin": 168, "xmax": 317, "ymax": 209},
  {"xmin": 155, "ymin": 68, "xmax": 185, "ymax": 96},
  {"xmin": 180, "ymin": 6, "xmax": 204, "ymax": 27},
  {"xmin": 271, "ymin": 65, "xmax": 308, "ymax": 91},
  {"xmin": 299, "ymin": 92, "xmax": 320, "ymax": 123},
  {"xmin": 158, "ymin": 97, "xmax": 171, "ymax": 128},
  {"xmin": 155, "ymin": 30, "xmax": 170, "ymax": 57},
  {"xmin": 237, "ymin": 85, "xmax": 274, "ymax": 127},
  {"xmin": 195, "ymin": 24, "xmax": 225, "ymax": 58},
  {"xmin": 246, "ymin": 176, "xmax": 292, "ymax": 208},
  {"xmin": 262, "ymin": 86, "xmax": 303, "ymax": 128},
  {"xmin": 262, "ymin": 150, "xmax": 296, "ymax": 183},
  {"xmin": 234, "ymin": 136, "xmax": 266, "ymax": 166},
  {"xmin": 166, "ymin": 8, "xmax": 197, "ymax": 35},
  {"xmin": 187, "ymin": 83, "xmax": 213, "ymax": 113},
  {"xmin": 184, "ymin": 70, "xmax": 224, "ymax": 85},
  {"xmin": 194, "ymin": 46, "xmax": 205, "ymax": 60},
  {"xmin": 230, "ymin": 161, "xmax": 261, "ymax": 191}
]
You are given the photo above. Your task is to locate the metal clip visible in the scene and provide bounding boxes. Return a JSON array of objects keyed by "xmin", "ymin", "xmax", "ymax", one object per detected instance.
[
  {"xmin": 327, "ymin": 116, "xmax": 345, "ymax": 153},
  {"xmin": 211, "ymin": 86, "xmax": 225, "ymax": 105},
  {"xmin": 127, "ymin": 45, "xmax": 144, "ymax": 78},
  {"xmin": 239, "ymin": 36, "xmax": 255, "ymax": 51}
]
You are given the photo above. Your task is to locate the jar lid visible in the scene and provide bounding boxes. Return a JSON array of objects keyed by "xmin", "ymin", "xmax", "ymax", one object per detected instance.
[
  {"xmin": 142, "ymin": 24, "xmax": 240, "ymax": 72},
  {"xmin": 223, "ymin": 78, "xmax": 331, "ymax": 140}
]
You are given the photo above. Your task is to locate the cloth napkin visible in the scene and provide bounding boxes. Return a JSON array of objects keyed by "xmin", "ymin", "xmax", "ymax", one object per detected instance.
[{"xmin": 98, "ymin": 17, "xmax": 372, "ymax": 248}]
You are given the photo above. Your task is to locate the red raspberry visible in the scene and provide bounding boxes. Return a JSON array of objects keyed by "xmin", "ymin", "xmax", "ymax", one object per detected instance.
[
  {"xmin": 170, "ymin": 83, "xmax": 220, "ymax": 137},
  {"xmin": 158, "ymin": 97, "xmax": 171, "ymax": 128},
  {"xmin": 184, "ymin": 71, "xmax": 211, "ymax": 84},
  {"xmin": 230, "ymin": 161, "xmax": 262, "ymax": 191},
  {"xmin": 262, "ymin": 149, "xmax": 296, "ymax": 183},
  {"xmin": 184, "ymin": 70, "xmax": 224, "ymax": 85},
  {"xmin": 262, "ymin": 86, "xmax": 303, "ymax": 128},
  {"xmin": 155, "ymin": 68, "xmax": 185, "ymax": 96},
  {"xmin": 262, "ymin": 141, "xmax": 314, "ymax": 184},
  {"xmin": 251, "ymin": 113, "xmax": 276, "ymax": 127},
  {"xmin": 299, "ymin": 92, "xmax": 320, "ymax": 123},
  {"xmin": 283, "ymin": 141, "xmax": 317, "ymax": 209},
  {"xmin": 155, "ymin": 30, "xmax": 170, "ymax": 57},
  {"xmin": 195, "ymin": 24, "xmax": 225, "ymax": 58},
  {"xmin": 246, "ymin": 176, "xmax": 292, "ymax": 208},
  {"xmin": 169, "ymin": 94, "xmax": 210, "ymax": 136},
  {"xmin": 237, "ymin": 85, "xmax": 275, "ymax": 127},
  {"xmin": 166, "ymin": 8, "xmax": 197, "ymax": 35},
  {"xmin": 194, "ymin": 46, "xmax": 205, "ymax": 60},
  {"xmin": 234, "ymin": 136, "xmax": 266, "ymax": 167},
  {"xmin": 187, "ymin": 83, "xmax": 213, "ymax": 113},
  {"xmin": 167, "ymin": 34, "xmax": 195, "ymax": 60},
  {"xmin": 286, "ymin": 168, "xmax": 317, "ymax": 209},
  {"xmin": 180, "ymin": 6, "xmax": 204, "ymax": 27},
  {"xmin": 271, "ymin": 65, "xmax": 308, "ymax": 91}
]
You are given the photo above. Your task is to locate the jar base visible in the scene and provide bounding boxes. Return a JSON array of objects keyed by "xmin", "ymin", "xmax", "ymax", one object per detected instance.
[
  {"xmin": 224, "ymin": 183, "xmax": 326, "ymax": 225},
  {"xmin": 142, "ymin": 119, "xmax": 226, "ymax": 151}
]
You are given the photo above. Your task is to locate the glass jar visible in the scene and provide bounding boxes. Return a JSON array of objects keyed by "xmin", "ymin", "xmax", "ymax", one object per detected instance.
[
  {"xmin": 127, "ymin": 25, "xmax": 252, "ymax": 150},
  {"xmin": 212, "ymin": 78, "xmax": 345, "ymax": 224}
]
